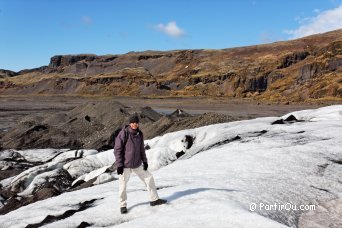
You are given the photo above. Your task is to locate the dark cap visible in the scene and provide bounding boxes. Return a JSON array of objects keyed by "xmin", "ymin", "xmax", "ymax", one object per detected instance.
[{"xmin": 129, "ymin": 114, "xmax": 140, "ymax": 124}]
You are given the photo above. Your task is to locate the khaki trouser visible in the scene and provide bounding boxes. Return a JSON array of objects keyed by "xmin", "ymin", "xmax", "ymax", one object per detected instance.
[{"xmin": 119, "ymin": 165, "xmax": 159, "ymax": 207}]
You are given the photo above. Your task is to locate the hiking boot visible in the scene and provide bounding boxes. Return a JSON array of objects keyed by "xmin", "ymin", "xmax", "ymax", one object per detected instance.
[
  {"xmin": 120, "ymin": 207, "xmax": 128, "ymax": 214},
  {"xmin": 150, "ymin": 199, "xmax": 167, "ymax": 206}
]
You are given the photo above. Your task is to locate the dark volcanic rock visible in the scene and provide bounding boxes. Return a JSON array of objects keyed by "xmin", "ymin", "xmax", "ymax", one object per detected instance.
[
  {"xmin": 17, "ymin": 66, "xmax": 48, "ymax": 75},
  {"xmin": 0, "ymin": 100, "xmax": 146, "ymax": 150},
  {"xmin": 49, "ymin": 55, "xmax": 96, "ymax": 69},
  {"xmin": 246, "ymin": 75, "xmax": 268, "ymax": 92},
  {"xmin": 168, "ymin": 109, "xmax": 192, "ymax": 118},
  {"xmin": 143, "ymin": 112, "xmax": 238, "ymax": 139},
  {"xmin": 327, "ymin": 57, "xmax": 342, "ymax": 71},
  {"xmin": 284, "ymin": 114, "xmax": 298, "ymax": 122},
  {"xmin": 277, "ymin": 51, "xmax": 309, "ymax": 69},
  {"xmin": 297, "ymin": 62, "xmax": 324, "ymax": 83},
  {"xmin": 271, "ymin": 114, "xmax": 302, "ymax": 125},
  {"xmin": 140, "ymin": 106, "xmax": 163, "ymax": 122},
  {"xmin": 0, "ymin": 169, "xmax": 24, "ymax": 181},
  {"xmin": 0, "ymin": 101, "xmax": 238, "ymax": 150},
  {"xmin": 0, "ymin": 186, "xmax": 63, "ymax": 215}
]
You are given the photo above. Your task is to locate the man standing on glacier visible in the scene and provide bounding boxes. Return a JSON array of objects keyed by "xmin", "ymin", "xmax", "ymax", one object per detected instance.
[{"xmin": 114, "ymin": 114, "xmax": 167, "ymax": 214}]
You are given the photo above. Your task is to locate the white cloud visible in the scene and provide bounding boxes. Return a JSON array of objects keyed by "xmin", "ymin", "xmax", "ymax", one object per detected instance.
[
  {"xmin": 156, "ymin": 21, "xmax": 185, "ymax": 37},
  {"xmin": 285, "ymin": 5, "xmax": 342, "ymax": 39}
]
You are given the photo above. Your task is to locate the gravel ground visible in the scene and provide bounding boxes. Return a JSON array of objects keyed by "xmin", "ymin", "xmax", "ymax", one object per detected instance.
[{"xmin": 0, "ymin": 95, "xmax": 328, "ymax": 132}]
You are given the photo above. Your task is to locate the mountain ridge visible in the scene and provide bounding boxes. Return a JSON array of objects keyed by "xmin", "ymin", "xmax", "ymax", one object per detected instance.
[{"xmin": 1, "ymin": 29, "xmax": 341, "ymax": 103}]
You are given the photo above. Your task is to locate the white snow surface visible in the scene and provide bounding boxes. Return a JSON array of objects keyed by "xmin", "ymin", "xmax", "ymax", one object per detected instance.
[
  {"xmin": 72, "ymin": 165, "xmax": 113, "ymax": 186},
  {"xmin": 52, "ymin": 149, "xmax": 98, "ymax": 163},
  {"xmin": 17, "ymin": 149, "xmax": 70, "ymax": 163},
  {"xmin": 93, "ymin": 172, "xmax": 116, "ymax": 185},
  {"xmin": 10, "ymin": 161, "xmax": 63, "ymax": 192},
  {"xmin": 0, "ymin": 149, "xmax": 100, "ymax": 195},
  {"xmin": 0, "ymin": 105, "xmax": 341, "ymax": 227},
  {"xmin": 17, "ymin": 168, "xmax": 64, "ymax": 196},
  {"xmin": 63, "ymin": 150, "xmax": 114, "ymax": 178}
]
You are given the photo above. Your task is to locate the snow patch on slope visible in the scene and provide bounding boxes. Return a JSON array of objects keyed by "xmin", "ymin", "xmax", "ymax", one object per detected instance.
[{"xmin": 0, "ymin": 105, "xmax": 341, "ymax": 227}]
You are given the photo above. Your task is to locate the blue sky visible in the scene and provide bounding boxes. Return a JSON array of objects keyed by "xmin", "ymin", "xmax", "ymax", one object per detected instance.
[{"xmin": 1, "ymin": 0, "xmax": 342, "ymax": 72}]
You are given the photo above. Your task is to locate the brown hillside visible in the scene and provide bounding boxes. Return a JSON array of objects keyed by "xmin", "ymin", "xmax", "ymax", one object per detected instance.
[{"xmin": 0, "ymin": 29, "xmax": 341, "ymax": 103}]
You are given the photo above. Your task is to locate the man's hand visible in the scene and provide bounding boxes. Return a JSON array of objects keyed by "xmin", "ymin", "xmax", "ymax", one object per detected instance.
[
  {"xmin": 117, "ymin": 166, "xmax": 124, "ymax": 175},
  {"xmin": 143, "ymin": 162, "xmax": 148, "ymax": 171}
]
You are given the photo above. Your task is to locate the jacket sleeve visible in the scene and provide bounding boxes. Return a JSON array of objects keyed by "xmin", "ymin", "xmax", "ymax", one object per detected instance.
[
  {"xmin": 114, "ymin": 130, "xmax": 125, "ymax": 167},
  {"xmin": 140, "ymin": 134, "xmax": 148, "ymax": 163}
]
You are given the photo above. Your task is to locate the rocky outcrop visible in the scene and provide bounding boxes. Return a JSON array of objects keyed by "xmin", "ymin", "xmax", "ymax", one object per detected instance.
[
  {"xmin": 296, "ymin": 41, "xmax": 342, "ymax": 84},
  {"xmin": 1, "ymin": 29, "xmax": 342, "ymax": 102},
  {"xmin": 49, "ymin": 55, "xmax": 96, "ymax": 69},
  {"xmin": 17, "ymin": 66, "xmax": 48, "ymax": 75},
  {"xmin": 277, "ymin": 51, "xmax": 309, "ymax": 69},
  {"xmin": 297, "ymin": 62, "xmax": 324, "ymax": 83},
  {"xmin": 0, "ymin": 69, "xmax": 18, "ymax": 78},
  {"xmin": 246, "ymin": 75, "xmax": 268, "ymax": 92}
]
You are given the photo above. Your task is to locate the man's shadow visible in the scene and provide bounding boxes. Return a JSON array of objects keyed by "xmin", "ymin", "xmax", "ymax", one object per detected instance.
[{"xmin": 129, "ymin": 187, "xmax": 237, "ymax": 210}]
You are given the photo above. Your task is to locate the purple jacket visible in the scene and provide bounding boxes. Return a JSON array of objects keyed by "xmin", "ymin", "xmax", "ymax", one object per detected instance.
[{"xmin": 114, "ymin": 126, "xmax": 147, "ymax": 168}]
